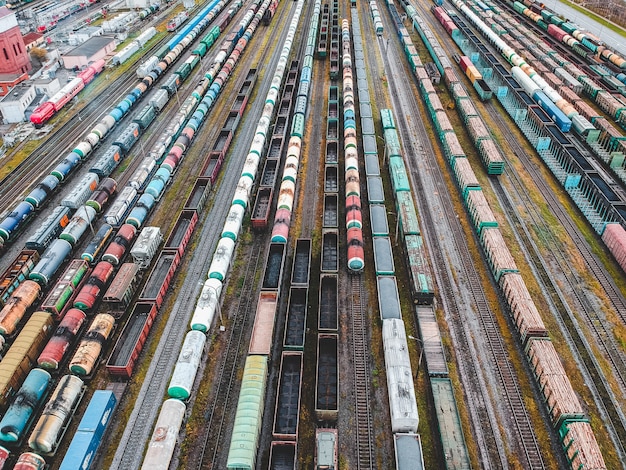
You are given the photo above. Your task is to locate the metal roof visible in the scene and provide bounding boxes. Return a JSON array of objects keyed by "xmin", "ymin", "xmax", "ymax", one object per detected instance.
[{"xmin": 63, "ymin": 36, "xmax": 115, "ymax": 58}]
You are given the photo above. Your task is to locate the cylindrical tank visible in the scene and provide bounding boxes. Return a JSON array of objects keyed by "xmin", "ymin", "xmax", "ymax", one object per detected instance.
[
  {"xmin": 221, "ymin": 205, "xmax": 245, "ymax": 241},
  {"xmin": 347, "ymin": 227, "xmax": 365, "ymax": 272},
  {"xmin": 29, "ymin": 375, "xmax": 84, "ymax": 454},
  {"xmin": 69, "ymin": 314, "xmax": 115, "ymax": 375},
  {"xmin": 86, "ymin": 178, "xmax": 117, "ymax": 212},
  {"xmin": 0, "ymin": 368, "xmax": 51, "ymax": 443},
  {"xmin": 102, "ymin": 223, "xmax": 137, "ymax": 265},
  {"xmin": 190, "ymin": 278, "xmax": 222, "ymax": 332},
  {"xmin": 208, "ymin": 237, "xmax": 236, "ymax": 281},
  {"xmin": 168, "ymin": 331, "xmax": 206, "ymax": 400},
  {"xmin": 126, "ymin": 193, "xmax": 155, "ymax": 229},
  {"xmin": 141, "ymin": 399, "xmax": 186, "ymax": 470},
  {"xmin": 59, "ymin": 206, "xmax": 97, "ymax": 245},
  {"xmin": 25, "ymin": 175, "xmax": 59, "ymax": 208},
  {"xmin": 37, "ymin": 309, "xmax": 86, "ymax": 370},
  {"xmin": 0, "ymin": 281, "xmax": 41, "ymax": 336},
  {"xmin": 0, "ymin": 201, "xmax": 35, "ymax": 241},
  {"xmin": 73, "ymin": 262, "xmax": 115, "ymax": 312},
  {"xmin": 81, "ymin": 224, "xmax": 113, "ymax": 263},
  {"xmin": 14, "ymin": 452, "xmax": 46, "ymax": 470},
  {"xmin": 29, "ymin": 239, "xmax": 72, "ymax": 286},
  {"xmin": 51, "ymin": 152, "xmax": 81, "ymax": 181}
]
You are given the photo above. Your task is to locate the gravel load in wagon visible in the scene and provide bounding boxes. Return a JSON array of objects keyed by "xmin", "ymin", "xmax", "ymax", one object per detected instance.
[
  {"xmin": 321, "ymin": 231, "xmax": 338, "ymax": 272},
  {"xmin": 249, "ymin": 292, "xmax": 277, "ymax": 355},
  {"xmin": 323, "ymin": 195, "xmax": 338, "ymax": 228},
  {"xmin": 284, "ymin": 288, "xmax": 307, "ymax": 349},
  {"xmin": 262, "ymin": 243, "xmax": 285, "ymax": 290},
  {"xmin": 325, "ymin": 166, "xmax": 338, "ymax": 192},
  {"xmin": 273, "ymin": 353, "xmax": 302, "ymax": 439},
  {"xmin": 367, "ymin": 176, "xmax": 385, "ymax": 204},
  {"xmin": 291, "ymin": 239, "xmax": 311, "ymax": 285},
  {"xmin": 370, "ymin": 204, "xmax": 389, "ymax": 236},
  {"xmin": 377, "ymin": 276, "xmax": 401, "ymax": 320},
  {"xmin": 374, "ymin": 237, "xmax": 395, "ymax": 275},
  {"xmin": 315, "ymin": 335, "xmax": 338, "ymax": 422},
  {"xmin": 394, "ymin": 433, "xmax": 425, "ymax": 470},
  {"xmin": 319, "ymin": 275, "xmax": 337, "ymax": 331}
]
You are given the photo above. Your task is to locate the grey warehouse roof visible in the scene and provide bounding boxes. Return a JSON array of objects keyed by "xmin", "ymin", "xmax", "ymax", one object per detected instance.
[{"xmin": 64, "ymin": 36, "xmax": 115, "ymax": 58}]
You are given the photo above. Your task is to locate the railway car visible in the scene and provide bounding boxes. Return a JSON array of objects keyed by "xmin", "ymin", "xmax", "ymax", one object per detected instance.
[
  {"xmin": 0, "ymin": 201, "xmax": 35, "ymax": 242},
  {"xmin": 40, "ymin": 259, "xmax": 89, "ymax": 319},
  {"xmin": 102, "ymin": 224, "xmax": 137, "ymax": 266},
  {"xmin": 73, "ymin": 261, "xmax": 115, "ymax": 312},
  {"xmin": 315, "ymin": 334, "xmax": 338, "ymax": 422},
  {"xmin": 68, "ymin": 313, "xmax": 115, "ymax": 376},
  {"xmin": 168, "ymin": 330, "xmax": 205, "ymax": 400},
  {"xmin": 190, "ymin": 278, "xmax": 222, "ymax": 331},
  {"xmin": 13, "ymin": 452, "xmax": 45, "ymax": 470},
  {"xmin": 29, "ymin": 374, "xmax": 84, "ymax": 454},
  {"xmin": 59, "ymin": 206, "xmax": 97, "ymax": 246},
  {"xmin": 315, "ymin": 428, "xmax": 338, "ymax": 470},
  {"xmin": 25, "ymin": 206, "xmax": 72, "ymax": 253},
  {"xmin": 0, "ymin": 250, "xmax": 39, "ymax": 304},
  {"xmin": 141, "ymin": 399, "xmax": 186, "ymax": 469},
  {"xmin": 226, "ymin": 355, "xmax": 268, "ymax": 469},
  {"xmin": 0, "ymin": 281, "xmax": 40, "ymax": 337},
  {"xmin": 29, "ymin": 239, "xmax": 73, "ymax": 286},
  {"xmin": 105, "ymin": 187, "xmax": 138, "ymax": 227},
  {"xmin": 61, "ymin": 173, "xmax": 99, "ymax": 210},
  {"xmin": 37, "ymin": 309, "xmax": 87, "ymax": 370},
  {"xmin": 89, "ymin": 146, "xmax": 122, "ymax": 179},
  {"xmin": 0, "ymin": 312, "xmax": 54, "ymax": 411},
  {"xmin": 0, "ymin": 368, "xmax": 50, "ymax": 444},
  {"xmin": 86, "ymin": 178, "xmax": 117, "ymax": 213},
  {"xmin": 58, "ymin": 390, "xmax": 116, "ymax": 470},
  {"xmin": 102, "ymin": 263, "xmax": 140, "ymax": 314},
  {"xmin": 382, "ymin": 319, "xmax": 419, "ymax": 432},
  {"xmin": 81, "ymin": 224, "xmax": 113, "ymax": 264},
  {"xmin": 106, "ymin": 302, "xmax": 156, "ymax": 378},
  {"xmin": 24, "ymin": 175, "xmax": 60, "ymax": 209}
]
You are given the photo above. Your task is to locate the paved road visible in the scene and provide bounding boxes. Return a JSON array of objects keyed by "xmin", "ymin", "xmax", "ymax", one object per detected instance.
[{"xmin": 548, "ymin": 0, "xmax": 626, "ymax": 56}]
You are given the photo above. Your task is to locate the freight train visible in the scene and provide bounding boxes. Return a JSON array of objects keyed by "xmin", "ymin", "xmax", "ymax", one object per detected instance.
[
  {"xmin": 142, "ymin": 1, "xmax": 300, "ymax": 468},
  {"xmin": 391, "ymin": 0, "xmax": 607, "ymax": 466},
  {"xmin": 0, "ymin": 0, "xmax": 231, "ymax": 247}
]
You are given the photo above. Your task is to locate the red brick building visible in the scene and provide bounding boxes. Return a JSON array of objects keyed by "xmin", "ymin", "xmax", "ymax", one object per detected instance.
[{"xmin": 0, "ymin": 6, "xmax": 30, "ymax": 96}]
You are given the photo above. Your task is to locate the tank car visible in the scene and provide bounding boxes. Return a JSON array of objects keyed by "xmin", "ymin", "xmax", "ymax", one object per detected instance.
[
  {"xmin": 37, "ymin": 309, "xmax": 87, "ymax": 370},
  {"xmin": 168, "ymin": 330, "xmax": 206, "ymax": 400},
  {"xmin": 29, "ymin": 375, "xmax": 84, "ymax": 454},
  {"xmin": 73, "ymin": 262, "xmax": 115, "ymax": 312},
  {"xmin": 68, "ymin": 314, "xmax": 115, "ymax": 375},
  {"xmin": 0, "ymin": 368, "xmax": 51, "ymax": 444}
]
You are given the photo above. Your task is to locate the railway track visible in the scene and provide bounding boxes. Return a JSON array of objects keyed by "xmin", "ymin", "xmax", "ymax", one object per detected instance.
[
  {"xmin": 0, "ymin": 70, "xmax": 138, "ymax": 213},
  {"xmin": 191, "ymin": 239, "xmax": 264, "ymax": 469},
  {"xmin": 378, "ymin": 24, "xmax": 546, "ymax": 467},
  {"xmin": 349, "ymin": 274, "xmax": 374, "ymax": 469},
  {"xmin": 488, "ymin": 107, "xmax": 626, "ymax": 461}
]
